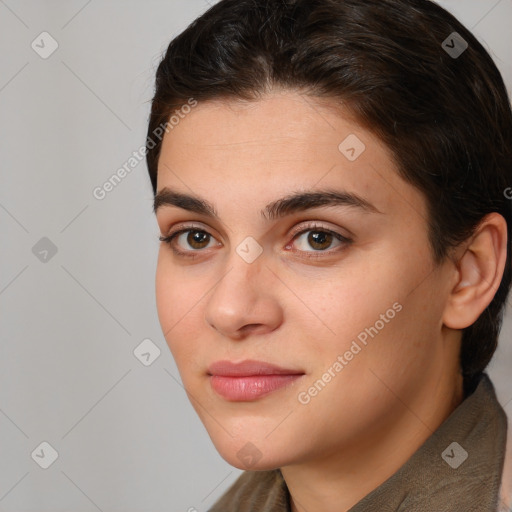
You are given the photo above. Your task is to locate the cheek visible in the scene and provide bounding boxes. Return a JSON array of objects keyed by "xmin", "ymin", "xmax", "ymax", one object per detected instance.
[
  {"xmin": 294, "ymin": 259, "xmax": 395, "ymax": 350},
  {"xmin": 155, "ymin": 255, "xmax": 176, "ymax": 330},
  {"xmin": 298, "ymin": 243, "xmax": 434, "ymax": 366},
  {"xmin": 155, "ymin": 254, "xmax": 201, "ymax": 355},
  {"xmin": 156, "ymin": 251, "xmax": 202, "ymax": 320}
]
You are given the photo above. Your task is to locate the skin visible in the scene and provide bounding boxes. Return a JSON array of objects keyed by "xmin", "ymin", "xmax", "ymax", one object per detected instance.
[{"xmin": 153, "ymin": 89, "xmax": 508, "ymax": 512}]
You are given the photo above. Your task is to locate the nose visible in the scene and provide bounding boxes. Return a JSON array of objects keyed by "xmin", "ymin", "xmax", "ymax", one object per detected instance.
[{"xmin": 204, "ymin": 248, "xmax": 283, "ymax": 340}]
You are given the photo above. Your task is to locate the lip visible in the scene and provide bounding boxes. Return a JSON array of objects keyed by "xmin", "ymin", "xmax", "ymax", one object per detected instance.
[
  {"xmin": 207, "ymin": 359, "xmax": 305, "ymax": 401},
  {"xmin": 207, "ymin": 359, "xmax": 304, "ymax": 377}
]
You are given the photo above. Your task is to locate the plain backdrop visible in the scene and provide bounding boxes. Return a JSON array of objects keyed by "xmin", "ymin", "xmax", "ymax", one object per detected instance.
[{"xmin": 0, "ymin": 1, "xmax": 511, "ymax": 511}]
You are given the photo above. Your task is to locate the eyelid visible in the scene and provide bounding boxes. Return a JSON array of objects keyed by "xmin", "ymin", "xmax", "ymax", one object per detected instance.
[
  {"xmin": 284, "ymin": 222, "xmax": 352, "ymax": 256},
  {"xmin": 160, "ymin": 220, "xmax": 352, "ymax": 258},
  {"xmin": 162, "ymin": 220, "xmax": 348, "ymax": 241},
  {"xmin": 287, "ymin": 220, "xmax": 351, "ymax": 241},
  {"xmin": 166, "ymin": 222, "xmax": 221, "ymax": 243},
  {"xmin": 163, "ymin": 221, "xmax": 219, "ymax": 239}
]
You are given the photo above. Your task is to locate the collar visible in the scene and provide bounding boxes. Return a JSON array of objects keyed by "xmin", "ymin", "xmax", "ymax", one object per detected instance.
[{"xmin": 346, "ymin": 372, "xmax": 508, "ymax": 511}]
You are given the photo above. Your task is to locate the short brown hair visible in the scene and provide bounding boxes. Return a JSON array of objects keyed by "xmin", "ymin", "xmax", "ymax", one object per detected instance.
[{"xmin": 146, "ymin": 0, "xmax": 512, "ymax": 387}]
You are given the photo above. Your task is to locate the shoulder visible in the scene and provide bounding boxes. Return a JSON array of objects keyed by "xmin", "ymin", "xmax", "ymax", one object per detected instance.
[{"xmin": 208, "ymin": 469, "xmax": 289, "ymax": 512}]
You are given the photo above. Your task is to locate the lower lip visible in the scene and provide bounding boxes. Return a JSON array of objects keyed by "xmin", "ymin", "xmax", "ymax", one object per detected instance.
[{"xmin": 209, "ymin": 374, "xmax": 304, "ymax": 401}]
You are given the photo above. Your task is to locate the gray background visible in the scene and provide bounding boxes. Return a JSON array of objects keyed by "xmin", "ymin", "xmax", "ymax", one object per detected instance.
[{"xmin": 0, "ymin": 1, "xmax": 511, "ymax": 511}]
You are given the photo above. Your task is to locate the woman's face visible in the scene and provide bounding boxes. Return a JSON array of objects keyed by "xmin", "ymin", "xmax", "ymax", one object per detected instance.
[{"xmin": 154, "ymin": 90, "xmax": 458, "ymax": 470}]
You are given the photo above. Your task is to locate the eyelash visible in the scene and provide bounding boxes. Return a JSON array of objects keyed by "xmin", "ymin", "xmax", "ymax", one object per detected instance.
[{"xmin": 158, "ymin": 222, "xmax": 352, "ymax": 260}]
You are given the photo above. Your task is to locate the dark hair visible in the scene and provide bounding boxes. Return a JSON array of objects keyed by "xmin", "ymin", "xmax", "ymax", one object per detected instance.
[{"xmin": 146, "ymin": 0, "xmax": 512, "ymax": 386}]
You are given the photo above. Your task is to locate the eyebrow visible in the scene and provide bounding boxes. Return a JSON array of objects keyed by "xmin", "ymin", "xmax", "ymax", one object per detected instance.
[{"xmin": 153, "ymin": 186, "xmax": 382, "ymax": 220}]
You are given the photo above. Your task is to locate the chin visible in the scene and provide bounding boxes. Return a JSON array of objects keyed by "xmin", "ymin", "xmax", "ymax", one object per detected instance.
[
  {"xmin": 223, "ymin": 451, "xmax": 283, "ymax": 472},
  {"xmin": 211, "ymin": 437, "xmax": 288, "ymax": 471}
]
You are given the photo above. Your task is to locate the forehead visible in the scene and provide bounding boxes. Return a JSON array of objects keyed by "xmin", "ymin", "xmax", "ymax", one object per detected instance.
[{"xmin": 156, "ymin": 91, "xmax": 428, "ymax": 223}]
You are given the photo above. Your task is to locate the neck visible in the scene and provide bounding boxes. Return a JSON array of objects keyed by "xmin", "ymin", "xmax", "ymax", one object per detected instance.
[{"xmin": 282, "ymin": 368, "xmax": 464, "ymax": 512}]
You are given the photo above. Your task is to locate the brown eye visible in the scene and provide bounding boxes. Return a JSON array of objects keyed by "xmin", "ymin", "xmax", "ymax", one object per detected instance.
[
  {"xmin": 307, "ymin": 231, "xmax": 334, "ymax": 250},
  {"xmin": 159, "ymin": 227, "xmax": 220, "ymax": 256},
  {"xmin": 292, "ymin": 228, "xmax": 347, "ymax": 253},
  {"xmin": 186, "ymin": 230, "xmax": 211, "ymax": 249}
]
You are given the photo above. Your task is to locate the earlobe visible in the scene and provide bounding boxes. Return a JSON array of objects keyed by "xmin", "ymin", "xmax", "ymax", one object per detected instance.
[{"xmin": 443, "ymin": 213, "xmax": 508, "ymax": 330}]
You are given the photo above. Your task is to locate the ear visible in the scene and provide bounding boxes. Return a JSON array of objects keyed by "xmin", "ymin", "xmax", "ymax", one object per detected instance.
[{"xmin": 443, "ymin": 213, "xmax": 508, "ymax": 330}]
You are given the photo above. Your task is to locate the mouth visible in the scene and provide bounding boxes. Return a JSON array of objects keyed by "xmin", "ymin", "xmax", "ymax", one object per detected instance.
[{"xmin": 207, "ymin": 359, "xmax": 305, "ymax": 401}]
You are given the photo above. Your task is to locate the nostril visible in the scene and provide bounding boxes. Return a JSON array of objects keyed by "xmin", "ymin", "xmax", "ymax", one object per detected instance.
[{"xmin": 240, "ymin": 323, "xmax": 265, "ymax": 335}]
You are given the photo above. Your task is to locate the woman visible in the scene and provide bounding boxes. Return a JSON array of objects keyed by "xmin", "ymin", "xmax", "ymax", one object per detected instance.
[{"xmin": 145, "ymin": 0, "xmax": 512, "ymax": 510}]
